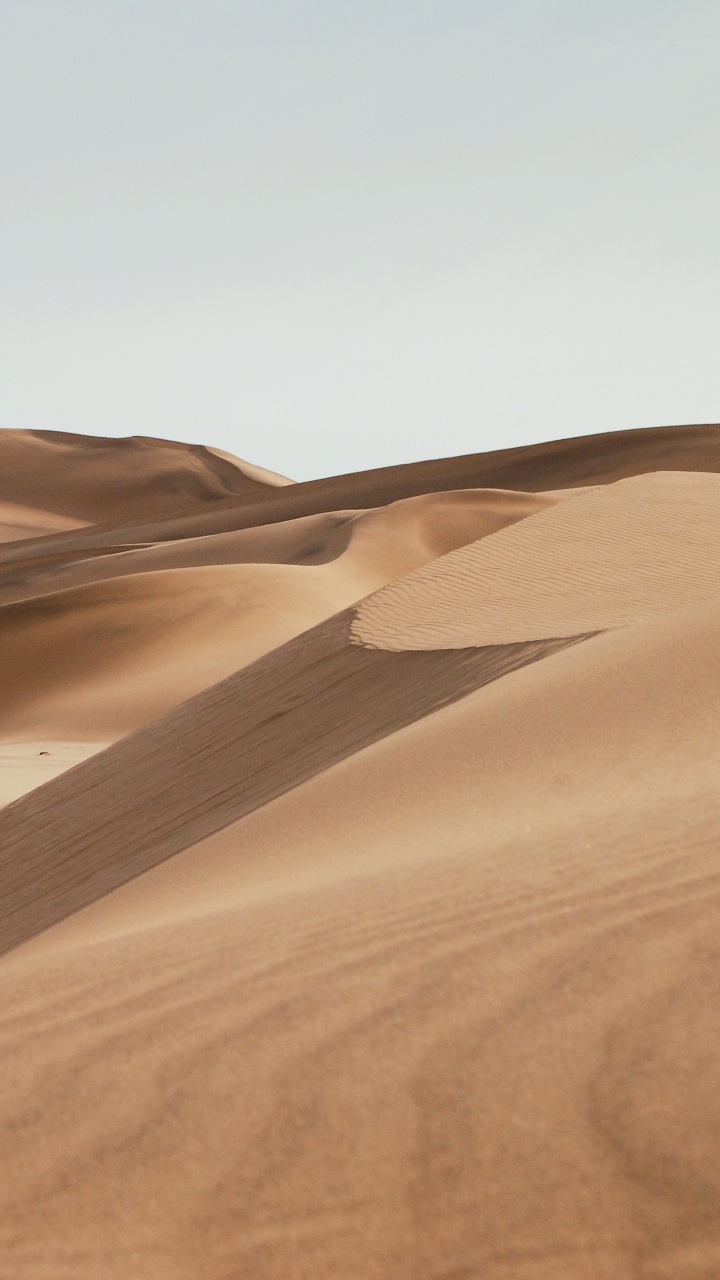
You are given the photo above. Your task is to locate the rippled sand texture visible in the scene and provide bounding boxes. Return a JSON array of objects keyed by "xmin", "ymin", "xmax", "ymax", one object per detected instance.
[{"xmin": 2, "ymin": 424, "xmax": 720, "ymax": 1279}]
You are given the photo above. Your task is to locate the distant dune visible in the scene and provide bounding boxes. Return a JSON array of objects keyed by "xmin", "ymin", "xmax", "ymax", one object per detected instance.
[{"xmin": 1, "ymin": 425, "xmax": 720, "ymax": 1279}]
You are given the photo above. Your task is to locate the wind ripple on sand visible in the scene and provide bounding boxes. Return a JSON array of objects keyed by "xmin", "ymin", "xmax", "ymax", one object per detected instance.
[{"xmin": 353, "ymin": 470, "xmax": 720, "ymax": 649}]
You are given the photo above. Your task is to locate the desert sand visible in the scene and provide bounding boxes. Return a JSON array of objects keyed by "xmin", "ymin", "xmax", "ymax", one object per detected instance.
[{"xmin": 1, "ymin": 424, "xmax": 720, "ymax": 1278}]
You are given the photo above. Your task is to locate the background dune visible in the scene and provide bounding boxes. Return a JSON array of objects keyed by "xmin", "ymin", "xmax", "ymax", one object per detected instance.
[
  {"xmin": 2, "ymin": 421, "xmax": 718, "ymax": 573},
  {"xmin": 2, "ymin": 425, "xmax": 720, "ymax": 1279},
  {"xmin": 0, "ymin": 429, "xmax": 291, "ymax": 531}
]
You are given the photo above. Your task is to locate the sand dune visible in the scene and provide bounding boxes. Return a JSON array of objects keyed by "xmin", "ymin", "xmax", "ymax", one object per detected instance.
[
  {"xmin": 0, "ymin": 489, "xmax": 557, "ymax": 740},
  {"xmin": 4, "ymin": 599, "xmax": 720, "ymax": 1280},
  {"xmin": 0, "ymin": 608, "xmax": 585, "ymax": 952},
  {"xmin": 2, "ymin": 425, "xmax": 720, "ymax": 1279},
  {"xmin": 27, "ymin": 588, "xmax": 720, "ymax": 950},
  {"xmin": 1, "ymin": 421, "xmax": 717, "ymax": 573},
  {"xmin": 0, "ymin": 488, "xmax": 556, "ymax": 609},
  {"xmin": 0, "ymin": 429, "xmax": 290, "ymax": 532}
]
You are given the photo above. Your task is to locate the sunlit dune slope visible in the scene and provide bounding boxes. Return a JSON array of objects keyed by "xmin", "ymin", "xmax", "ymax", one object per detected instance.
[
  {"xmin": 0, "ymin": 608, "xmax": 584, "ymax": 954},
  {"xmin": 0, "ymin": 488, "xmax": 554, "ymax": 608},
  {"xmin": 31, "ymin": 587, "xmax": 720, "ymax": 950},
  {"xmin": 5, "ymin": 462, "xmax": 720, "ymax": 948}
]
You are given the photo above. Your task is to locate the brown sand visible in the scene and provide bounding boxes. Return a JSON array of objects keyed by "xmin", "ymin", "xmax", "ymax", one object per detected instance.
[{"xmin": 2, "ymin": 425, "xmax": 720, "ymax": 1278}]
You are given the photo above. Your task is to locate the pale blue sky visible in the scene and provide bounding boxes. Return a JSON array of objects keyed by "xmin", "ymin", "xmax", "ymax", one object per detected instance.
[{"xmin": 2, "ymin": 0, "xmax": 718, "ymax": 479}]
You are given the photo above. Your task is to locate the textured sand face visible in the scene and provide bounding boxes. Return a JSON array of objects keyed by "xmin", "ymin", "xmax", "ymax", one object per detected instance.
[
  {"xmin": 2, "ymin": 425, "xmax": 720, "ymax": 1280},
  {"xmin": 354, "ymin": 470, "xmax": 720, "ymax": 648}
]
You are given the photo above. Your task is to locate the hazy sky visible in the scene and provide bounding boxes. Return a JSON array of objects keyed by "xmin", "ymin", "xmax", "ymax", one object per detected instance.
[{"xmin": 2, "ymin": 1, "xmax": 719, "ymax": 480}]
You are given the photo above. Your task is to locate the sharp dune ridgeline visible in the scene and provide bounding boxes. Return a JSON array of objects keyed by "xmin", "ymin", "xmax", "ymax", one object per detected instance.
[{"xmin": 1, "ymin": 427, "xmax": 720, "ymax": 1279}]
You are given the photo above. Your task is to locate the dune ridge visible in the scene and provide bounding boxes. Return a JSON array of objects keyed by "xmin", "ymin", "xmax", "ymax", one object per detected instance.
[{"xmin": 2, "ymin": 421, "xmax": 718, "ymax": 570}]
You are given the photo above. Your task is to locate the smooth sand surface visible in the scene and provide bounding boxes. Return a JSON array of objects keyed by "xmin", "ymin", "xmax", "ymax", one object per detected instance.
[
  {"xmin": 0, "ymin": 742, "xmax": 109, "ymax": 807},
  {"xmin": 3, "ymin": 419, "xmax": 718, "ymax": 571},
  {"xmin": 0, "ymin": 501, "xmax": 92, "ymax": 543},
  {"xmin": 2, "ymin": 424, "xmax": 720, "ymax": 1278}
]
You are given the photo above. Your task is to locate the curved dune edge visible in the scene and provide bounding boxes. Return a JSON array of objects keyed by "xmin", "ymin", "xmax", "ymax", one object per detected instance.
[
  {"xmin": 0, "ymin": 488, "xmax": 558, "ymax": 610},
  {"xmin": 0, "ymin": 501, "xmax": 92, "ymax": 543},
  {"xmin": 352, "ymin": 470, "xmax": 720, "ymax": 649},
  {"xmin": 26, "ymin": 588, "xmax": 720, "ymax": 955},
  {"xmin": 205, "ymin": 445, "xmax": 295, "ymax": 487}
]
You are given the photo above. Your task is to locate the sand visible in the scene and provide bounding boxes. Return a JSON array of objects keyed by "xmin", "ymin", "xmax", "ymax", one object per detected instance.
[{"xmin": 1, "ymin": 424, "xmax": 720, "ymax": 1278}]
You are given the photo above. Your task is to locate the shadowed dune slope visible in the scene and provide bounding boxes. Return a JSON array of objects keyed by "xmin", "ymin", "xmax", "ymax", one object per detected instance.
[
  {"xmin": 355, "ymin": 470, "xmax": 720, "ymax": 649},
  {"xmin": 0, "ymin": 609, "xmax": 585, "ymax": 955},
  {"xmin": 0, "ymin": 430, "xmax": 290, "ymax": 532},
  {"xmin": 4, "ymin": 600, "xmax": 720, "ymax": 1278},
  {"xmin": 0, "ymin": 489, "xmax": 557, "ymax": 740}
]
